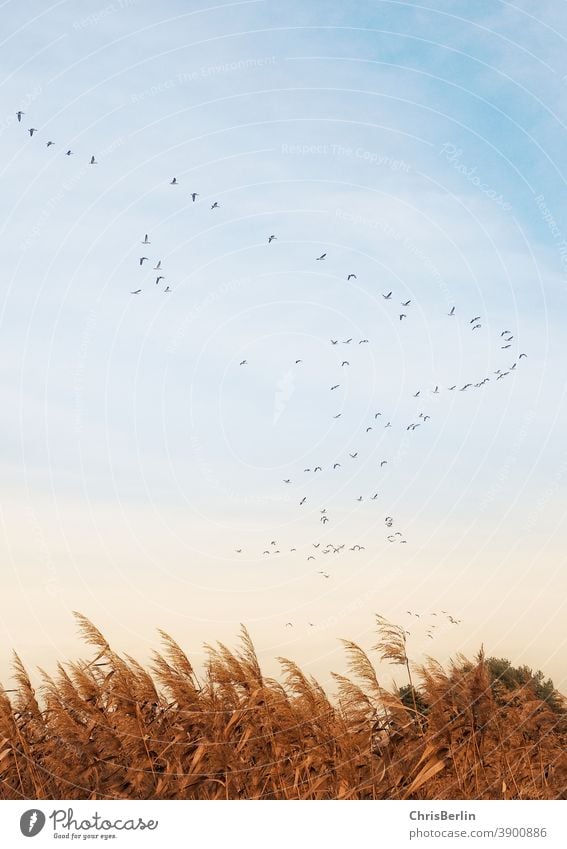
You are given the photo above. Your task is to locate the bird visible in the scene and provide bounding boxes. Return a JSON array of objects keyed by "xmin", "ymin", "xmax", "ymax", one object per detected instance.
[
  {"xmin": 380, "ymin": 460, "xmax": 387, "ymax": 467},
  {"xmin": 211, "ymin": 202, "xmax": 220, "ymax": 209},
  {"xmin": 413, "ymin": 391, "xmax": 420, "ymax": 397},
  {"xmin": 285, "ymin": 622, "xmax": 293, "ymax": 628},
  {"xmin": 130, "ymin": 289, "xmax": 142, "ymax": 294},
  {"xmin": 519, "ymin": 353, "xmax": 527, "ymax": 359},
  {"xmin": 347, "ymin": 273, "xmax": 357, "ymax": 280},
  {"xmin": 46, "ymin": 141, "xmax": 54, "ymax": 147},
  {"xmin": 239, "ymin": 360, "xmax": 247, "ymax": 366},
  {"xmin": 399, "ymin": 314, "xmax": 407, "ymax": 321},
  {"xmin": 385, "ymin": 516, "xmax": 393, "ymax": 526},
  {"xmin": 366, "ymin": 427, "xmax": 372, "ymax": 433},
  {"xmin": 155, "ymin": 276, "xmax": 165, "ymax": 285},
  {"xmin": 501, "ymin": 344, "xmax": 511, "ymax": 349},
  {"xmin": 448, "ymin": 306, "xmax": 455, "ymax": 316},
  {"xmin": 300, "ymin": 497, "xmax": 307, "ymax": 505},
  {"xmin": 153, "ymin": 261, "xmax": 162, "ymax": 270},
  {"xmin": 385, "ymin": 421, "xmax": 392, "ymax": 428},
  {"xmin": 472, "ymin": 324, "xmax": 482, "ymax": 330},
  {"xmin": 460, "ymin": 383, "xmax": 472, "ymax": 391},
  {"xmin": 331, "ymin": 339, "xmax": 338, "ymax": 345},
  {"xmin": 314, "ymin": 466, "xmax": 322, "ymax": 472},
  {"xmin": 330, "ymin": 384, "xmax": 340, "ymax": 391},
  {"xmin": 356, "ymin": 496, "xmax": 363, "ymax": 502},
  {"xmin": 343, "ymin": 338, "xmax": 352, "ymax": 344},
  {"xmin": 333, "ymin": 463, "xmax": 341, "ymax": 469},
  {"xmin": 283, "ymin": 479, "xmax": 291, "ymax": 484},
  {"xmin": 268, "ymin": 235, "xmax": 277, "ymax": 243},
  {"xmin": 170, "ymin": 177, "xmax": 178, "ymax": 185},
  {"xmin": 235, "ymin": 549, "xmax": 242, "ymax": 553},
  {"xmin": 341, "ymin": 361, "xmax": 349, "ymax": 367},
  {"xmin": 90, "ymin": 155, "xmax": 97, "ymax": 165},
  {"xmin": 307, "ymin": 555, "xmax": 315, "ymax": 561},
  {"xmin": 316, "ymin": 253, "xmax": 326, "ymax": 261},
  {"xmin": 295, "ymin": 359, "xmax": 302, "ymax": 364},
  {"xmin": 16, "ymin": 111, "xmax": 24, "ymax": 122},
  {"xmin": 402, "ymin": 299, "xmax": 411, "ymax": 306},
  {"xmin": 191, "ymin": 192, "xmax": 199, "ymax": 202},
  {"xmin": 333, "ymin": 414, "xmax": 342, "ymax": 419},
  {"xmin": 470, "ymin": 316, "xmax": 481, "ymax": 324},
  {"xmin": 142, "ymin": 234, "xmax": 150, "ymax": 244},
  {"xmin": 65, "ymin": 149, "xmax": 73, "ymax": 156},
  {"xmin": 501, "ymin": 330, "xmax": 511, "ymax": 336},
  {"xmin": 164, "ymin": 286, "xmax": 171, "ymax": 293},
  {"xmin": 374, "ymin": 412, "xmax": 382, "ymax": 418},
  {"xmin": 349, "ymin": 452, "xmax": 358, "ymax": 459},
  {"xmin": 139, "ymin": 257, "xmax": 149, "ymax": 266},
  {"xmin": 371, "ymin": 493, "xmax": 378, "ymax": 500},
  {"xmin": 432, "ymin": 385, "xmax": 439, "ymax": 394},
  {"xmin": 383, "ymin": 291, "xmax": 392, "ymax": 300},
  {"xmin": 359, "ymin": 338, "xmax": 369, "ymax": 344},
  {"xmin": 448, "ymin": 385, "xmax": 457, "ymax": 390},
  {"xmin": 28, "ymin": 128, "xmax": 37, "ymax": 136}
]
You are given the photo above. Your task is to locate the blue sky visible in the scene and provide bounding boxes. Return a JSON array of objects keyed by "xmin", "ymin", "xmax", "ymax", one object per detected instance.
[{"xmin": 1, "ymin": 1, "xmax": 567, "ymax": 689}]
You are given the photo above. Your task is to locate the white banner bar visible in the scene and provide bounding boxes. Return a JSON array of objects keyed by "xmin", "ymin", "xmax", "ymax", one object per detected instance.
[{"xmin": 0, "ymin": 800, "xmax": 565, "ymax": 848}]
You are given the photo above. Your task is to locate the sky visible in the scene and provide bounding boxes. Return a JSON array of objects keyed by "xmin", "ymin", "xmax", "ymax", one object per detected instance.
[{"xmin": 1, "ymin": 0, "xmax": 567, "ymax": 692}]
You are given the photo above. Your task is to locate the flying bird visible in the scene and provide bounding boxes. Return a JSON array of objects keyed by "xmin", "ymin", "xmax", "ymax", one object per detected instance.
[
  {"xmin": 16, "ymin": 111, "xmax": 24, "ymax": 122},
  {"xmin": 330, "ymin": 384, "xmax": 340, "ymax": 390},
  {"xmin": 448, "ymin": 306, "xmax": 455, "ymax": 316},
  {"xmin": 164, "ymin": 286, "xmax": 171, "ymax": 293},
  {"xmin": 519, "ymin": 353, "xmax": 527, "ymax": 359},
  {"xmin": 333, "ymin": 463, "xmax": 341, "ymax": 469},
  {"xmin": 170, "ymin": 177, "xmax": 178, "ymax": 184},
  {"xmin": 300, "ymin": 497, "xmax": 307, "ymax": 505},
  {"xmin": 268, "ymin": 235, "xmax": 277, "ymax": 243},
  {"xmin": 316, "ymin": 253, "xmax": 327, "ymax": 261},
  {"xmin": 153, "ymin": 261, "xmax": 162, "ymax": 270},
  {"xmin": 211, "ymin": 201, "xmax": 220, "ymax": 209},
  {"xmin": 65, "ymin": 149, "xmax": 73, "ymax": 155},
  {"xmin": 472, "ymin": 324, "xmax": 482, "ymax": 330},
  {"xmin": 130, "ymin": 289, "xmax": 142, "ymax": 294},
  {"xmin": 46, "ymin": 141, "xmax": 54, "ymax": 147},
  {"xmin": 383, "ymin": 291, "xmax": 392, "ymax": 299},
  {"xmin": 155, "ymin": 276, "xmax": 164, "ymax": 285},
  {"xmin": 402, "ymin": 299, "xmax": 411, "ymax": 306},
  {"xmin": 142, "ymin": 234, "xmax": 150, "ymax": 244},
  {"xmin": 349, "ymin": 452, "xmax": 358, "ymax": 459},
  {"xmin": 341, "ymin": 361, "xmax": 349, "ymax": 367},
  {"xmin": 347, "ymin": 273, "xmax": 357, "ymax": 280},
  {"xmin": 239, "ymin": 360, "xmax": 247, "ymax": 366},
  {"xmin": 191, "ymin": 192, "xmax": 199, "ymax": 201},
  {"xmin": 90, "ymin": 156, "xmax": 97, "ymax": 164},
  {"xmin": 139, "ymin": 257, "xmax": 149, "ymax": 265},
  {"xmin": 470, "ymin": 316, "xmax": 481, "ymax": 324},
  {"xmin": 399, "ymin": 314, "xmax": 407, "ymax": 321},
  {"xmin": 28, "ymin": 128, "xmax": 37, "ymax": 136}
]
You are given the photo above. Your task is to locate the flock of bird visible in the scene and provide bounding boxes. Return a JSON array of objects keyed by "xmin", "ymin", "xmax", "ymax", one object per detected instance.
[{"xmin": 16, "ymin": 108, "xmax": 526, "ymax": 636}]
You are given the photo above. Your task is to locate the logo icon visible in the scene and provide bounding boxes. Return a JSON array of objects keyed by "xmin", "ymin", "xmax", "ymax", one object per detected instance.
[{"xmin": 20, "ymin": 810, "xmax": 46, "ymax": 837}]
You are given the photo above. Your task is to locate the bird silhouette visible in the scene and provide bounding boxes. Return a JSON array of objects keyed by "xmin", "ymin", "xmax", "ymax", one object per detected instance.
[
  {"xmin": 347, "ymin": 273, "xmax": 357, "ymax": 280},
  {"xmin": 268, "ymin": 235, "xmax": 277, "ymax": 243},
  {"xmin": 170, "ymin": 177, "xmax": 178, "ymax": 185},
  {"xmin": 90, "ymin": 156, "xmax": 97, "ymax": 164},
  {"xmin": 139, "ymin": 257, "xmax": 149, "ymax": 266},
  {"xmin": 191, "ymin": 192, "xmax": 199, "ymax": 202},
  {"xmin": 239, "ymin": 360, "xmax": 247, "ymax": 366},
  {"xmin": 16, "ymin": 111, "xmax": 24, "ymax": 122},
  {"xmin": 130, "ymin": 289, "xmax": 142, "ymax": 295},
  {"xmin": 448, "ymin": 306, "xmax": 455, "ymax": 316},
  {"xmin": 383, "ymin": 291, "xmax": 392, "ymax": 299},
  {"xmin": 316, "ymin": 253, "xmax": 327, "ymax": 261},
  {"xmin": 211, "ymin": 202, "xmax": 220, "ymax": 209}
]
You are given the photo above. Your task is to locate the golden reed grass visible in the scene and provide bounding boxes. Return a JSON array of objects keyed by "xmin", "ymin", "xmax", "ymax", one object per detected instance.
[{"xmin": 1, "ymin": 613, "xmax": 565, "ymax": 800}]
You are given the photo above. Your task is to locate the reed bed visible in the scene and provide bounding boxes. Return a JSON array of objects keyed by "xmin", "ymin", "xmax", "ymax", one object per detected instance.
[{"xmin": 1, "ymin": 613, "xmax": 565, "ymax": 800}]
